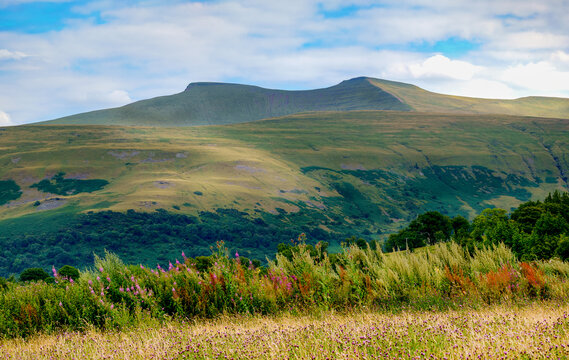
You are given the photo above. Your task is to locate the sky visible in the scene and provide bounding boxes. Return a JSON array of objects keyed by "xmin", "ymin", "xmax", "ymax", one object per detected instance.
[{"xmin": 1, "ymin": 0, "xmax": 569, "ymax": 125}]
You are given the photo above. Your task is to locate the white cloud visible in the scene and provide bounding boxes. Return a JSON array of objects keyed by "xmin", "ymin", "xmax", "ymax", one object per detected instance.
[
  {"xmin": 0, "ymin": 0, "xmax": 71, "ymax": 7},
  {"xmin": 0, "ymin": 49, "xmax": 28, "ymax": 60},
  {"xmin": 408, "ymin": 55, "xmax": 482, "ymax": 81},
  {"xmin": 0, "ymin": 111, "xmax": 13, "ymax": 126},
  {"xmin": 0, "ymin": 0, "xmax": 568, "ymax": 124},
  {"xmin": 107, "ymin": 89, "xmax": 131, "ymax": 104},
  {"xmin": 502, "ymin": 61, "xmax": 569, "ymax": 95},
  {"xmin": 432, "ymin": 79, "xmax": 517, "ymax": 99},
  {"xmin": 490, "ymin": 31, "xmax": 569, "ymax": 51}
]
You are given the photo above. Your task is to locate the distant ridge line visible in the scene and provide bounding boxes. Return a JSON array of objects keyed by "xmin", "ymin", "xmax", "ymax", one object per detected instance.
[{"xmin": 40, "ymin": 76, "xmax": 569, "ymax": 126}]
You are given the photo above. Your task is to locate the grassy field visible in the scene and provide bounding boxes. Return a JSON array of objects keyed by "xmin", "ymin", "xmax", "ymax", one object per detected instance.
[{"xmin": 1, "ymin": 301, "xmax": 568, "ymax": 359}]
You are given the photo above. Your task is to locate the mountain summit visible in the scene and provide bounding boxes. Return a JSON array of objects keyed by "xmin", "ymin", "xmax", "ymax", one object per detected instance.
[
  {"xmin": 44, "ymin": 77, "xmax": 410, "ymax": 127},
  {"xmin": 43, "ymin": 77, "xmax": 569, "ymax": 126}
]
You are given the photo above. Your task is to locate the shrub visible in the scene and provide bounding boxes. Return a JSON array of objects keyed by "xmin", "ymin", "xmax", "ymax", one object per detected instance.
[
  {"xmin": 58, "ymin": 265, "xmax": 80, "ymax": 281},
  {"xmin": 19, "ymin": 268, "xmax": 51, "ymax": 282},
  {"xmin": 0, "ymin": 277, "xmax": 8, "ymax": 291}
]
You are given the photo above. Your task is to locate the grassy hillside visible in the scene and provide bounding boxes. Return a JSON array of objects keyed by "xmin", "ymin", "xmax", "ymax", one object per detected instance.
[
  {"xmin": 44, "ymin": 77, "xmax": 410, "ymax": 126},
  {"xmin": 1, "ymin": 110, "xmax": 568, "ymax": 274},
  {"xmin": 369, "ymin": 78, "xmax": 569, "ymax": 119},
  {"xmin": 42, "ymin": 77, "xmax": 569, "ymax": 127}
]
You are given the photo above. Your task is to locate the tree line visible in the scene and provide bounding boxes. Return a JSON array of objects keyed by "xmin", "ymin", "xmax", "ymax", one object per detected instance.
[{"xmin": 385, "ymin": 191, "xmax": 569, "ymax": 261}]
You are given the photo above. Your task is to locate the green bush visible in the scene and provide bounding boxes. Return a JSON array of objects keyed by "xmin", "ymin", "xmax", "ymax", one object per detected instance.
[
  {"xmin": 0, "ymin": 179, "xmax": 22, "ymax": 206},
  {"xmin": 30, "ymin": 172, "xmax": 108, "ymax": 195},
  {"xmin": 19, "ymin": 268, "xmax": 51, "ymax": 282},
  {"xmin": 0, "ymin": 277, "xmax": 8, "ymax": 291},
  {"xmin": 58, "ymin": 265, "xmax": 80, "ymax": 281}
]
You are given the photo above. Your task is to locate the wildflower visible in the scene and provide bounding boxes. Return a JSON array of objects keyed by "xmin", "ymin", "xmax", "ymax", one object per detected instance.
[
  {"xmin": 169, "ymin": 262, "xmax": 174, "ymax": 271},
  {"xmin": 235, "ymin": 251, "xmax": 239, "ymax": 258},
  {"xmin": 88, "ymin": 279, "xmax": 93, "ymax": 286},
  {"xmin": 140, "ymin": 264, "xmax": 144, "ymax": 269},
  {"xmin": 59, "ymin": 301, "xmax": 63, "ymax": 307},
  {"xmin": 107, "ymin": 277, "xmax": 111, "ymax": 282},
  {"xmin": 110, "ymin": 304, "xmax": 114, "ymax": 310},
  {"xmin": 52, "ymin": 266, "xmax": 58, "ymax": 277},
  {"xmin": 172, "ymin": 288, "xmax": 176, "ymax": 292},
  {"xmin": 97, "ymin": 276, "xmax": 100, "ymax": 281},
  {"xmin": 99, "ymin": 267, "xmax": 104, "ymax": 272},
  {"xmin": 182, "ymin": 251, "xmax": 186, "ymax": 259}
]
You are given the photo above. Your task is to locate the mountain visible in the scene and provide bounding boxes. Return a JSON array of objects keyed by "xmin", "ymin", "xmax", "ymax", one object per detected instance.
[
  {"xmin": 43, "ymin": 77, "xmax": 411, "ymax": 126},
  {"xmin": 43, "ymin": 77, "xmax": 569, "ymax": 126},
  {"xmin": 2, "ymin": 77, "xmax": 569, "ymax": 276}
]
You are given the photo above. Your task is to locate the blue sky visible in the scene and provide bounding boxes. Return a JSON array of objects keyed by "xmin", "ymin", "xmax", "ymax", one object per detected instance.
[{"xmin": 0, "ymin": 0, "xmax": 568, "ymax": 125}]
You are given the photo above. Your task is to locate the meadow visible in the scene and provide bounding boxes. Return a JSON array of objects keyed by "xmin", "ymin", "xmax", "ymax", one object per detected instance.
[{"xmin": 2, "ymin": 302, "xmax": 568, "ymax": 359}]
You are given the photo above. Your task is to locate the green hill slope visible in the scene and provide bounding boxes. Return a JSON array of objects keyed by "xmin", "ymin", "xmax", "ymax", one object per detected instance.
[
  {"xmin": 369, "ymin": 78, "xmax": 569, "ymax": 119},
  {"xmin": 44, "ymin": 77, "xmax": 411, "ymax": 126},
  {"xmin": 42, "ymin": 77, "xmax": 569, "ymax": 127},
  {"xmin": 1, "ymin": 110, "xmax": 568, "ymax": 275}
]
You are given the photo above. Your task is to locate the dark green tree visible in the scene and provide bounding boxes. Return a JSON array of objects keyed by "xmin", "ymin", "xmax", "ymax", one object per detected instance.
[
  {"xmin": 470, "ymin": 208, "xmax": 509, "ymax": 245},
  {"xmin": 555, "ymin": 234, "xmax": 569, "ymax": 261},
  {"xmin": 58, "ymin": 265, "xmax": 80, "ymax": 281},
  {"xmin": 19, "ymin": 267, "xmax": 50, "ymax": 282},
  {"xmin": 528, "ymin": 213, "xmax": 569, "ymax": 259},
  {"xmin": 384, "ymin": 211, "xmax": 452, "ymax": 251},
  {"xmin": 510, "ymin": 202, "xmax": 544, "ymax": 234},
  {"xmin": 451, "ymin": 215, "xmax": 470, "ymax": 241}
]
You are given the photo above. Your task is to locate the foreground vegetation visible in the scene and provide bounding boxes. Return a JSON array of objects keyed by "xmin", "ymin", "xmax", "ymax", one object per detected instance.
[
  {"xmin": 2, "ymin": 237, "xmax": 569, "ymax": 340},
  {"xmin": 2, "ymin": 301, "xmax": 569, "ymax": 359}
]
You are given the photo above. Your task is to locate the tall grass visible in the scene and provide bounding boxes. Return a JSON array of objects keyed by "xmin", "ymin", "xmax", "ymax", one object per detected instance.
[
  {"xmin": 4, "ymin": 302, "xmax": 569, "ymax": 359},
  {"xmin": 2, "ymin": 240, "xmax": 569, "ymax": 339}
]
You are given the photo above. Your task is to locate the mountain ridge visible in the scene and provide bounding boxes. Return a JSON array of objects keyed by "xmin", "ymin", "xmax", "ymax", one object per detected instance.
[
  {"xmin": 43, "ymin": 77, "xmax": 410, "ymax": 127},
  {"xmin": 41, "ymin": 77, "xmax": 569, "ymax": 127}
]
